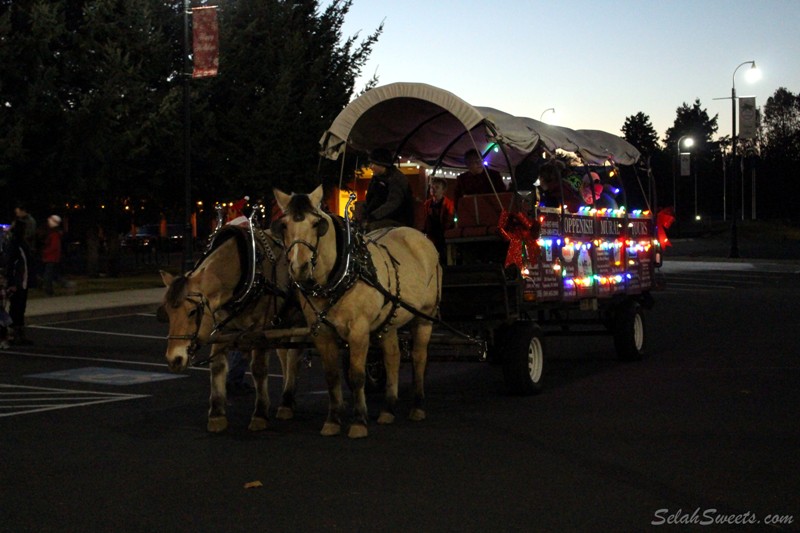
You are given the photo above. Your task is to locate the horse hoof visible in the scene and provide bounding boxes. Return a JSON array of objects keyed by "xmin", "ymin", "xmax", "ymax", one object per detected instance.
[
  {"xmin": 207, "ymin": 417, "xmax": 228, "ymax": 433},
  {"xmin": 377, "ymin": 412, "xmax": 395, "ymax": 425},
  {"xmin": 276, "ymin": 406, "xmax": 294, "ymax": 420},
  {"xmin": 320, "ymin": 422, "xmax": 341, "ymax": 437},
  {"xmin": 409, "ymin": 409, "xmax": 426, "ymax": 422},
  {"xmin": 348, "ymin": 424, "xmax": 368, "ymax": 439},
  {"xmin": 248, "ymin": 417, "xmax": 268, "ymax": 431}
]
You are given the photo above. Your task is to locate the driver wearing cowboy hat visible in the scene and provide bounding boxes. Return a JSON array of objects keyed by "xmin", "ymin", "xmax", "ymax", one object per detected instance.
[{"xmin": 361, "ymin": 148, "xmax": 413, "ymax": 232}]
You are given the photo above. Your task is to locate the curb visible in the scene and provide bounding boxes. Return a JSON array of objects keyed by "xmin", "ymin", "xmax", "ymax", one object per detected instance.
[{"xmin": 27, "ymin": 302, "xmax": 162, "ymax": 326}]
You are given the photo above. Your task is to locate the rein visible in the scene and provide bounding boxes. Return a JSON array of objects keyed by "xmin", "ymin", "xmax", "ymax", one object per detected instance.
[
  {"xmin": 287, "ymin": 198, "xmax": 477, "ymax": 344},
  {"xmin": 167, "ymin": 218, "xmax": 293, "ymax": 366}
]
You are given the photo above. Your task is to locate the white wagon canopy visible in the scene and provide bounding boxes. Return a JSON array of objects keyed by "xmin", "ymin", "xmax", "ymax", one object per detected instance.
[{"xmin": 319, "ymin": 82, "xmax": 642, "ymax": 174}]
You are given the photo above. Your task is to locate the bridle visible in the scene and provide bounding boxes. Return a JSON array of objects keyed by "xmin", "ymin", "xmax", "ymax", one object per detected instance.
[
  {"xmin": 166, "ymin": 291, "xmax": 215, "ymax": 364},
  {"xmin": 283, "ymin": 212, "xmax": 327, "ymax": 289},
  {"xmin": 165, "ymin": 227, "xmax": 292, "ymax": 367}
]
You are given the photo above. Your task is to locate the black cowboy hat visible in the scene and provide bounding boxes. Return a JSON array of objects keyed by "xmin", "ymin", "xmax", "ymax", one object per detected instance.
[{"xmin": 368, "ymin": 148, "xmax": 394, "ymax": 167}]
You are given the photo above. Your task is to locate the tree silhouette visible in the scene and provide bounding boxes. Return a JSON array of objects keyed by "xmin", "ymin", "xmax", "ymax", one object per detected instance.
[
  {"xmin": 664, "ymin": 99, "xmax": 718, "ymax": 154},
  {"xmin": 622, "ymin": 112, "xmax": 661, "ymax": 156}
]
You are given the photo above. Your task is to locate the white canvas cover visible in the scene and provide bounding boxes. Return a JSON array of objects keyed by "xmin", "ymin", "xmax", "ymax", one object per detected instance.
[{"xmin": 319, "ymin": 82, "xmax": 640, "ymax": 169}]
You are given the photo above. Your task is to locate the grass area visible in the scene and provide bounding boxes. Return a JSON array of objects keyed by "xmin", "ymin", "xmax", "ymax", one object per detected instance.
[{"xmin": 28, "ymin": 270, "xmax": 165, "ymax": 299}]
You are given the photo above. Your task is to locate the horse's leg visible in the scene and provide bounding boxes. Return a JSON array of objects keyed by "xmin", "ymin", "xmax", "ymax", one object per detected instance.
[
  {"xmin": 207, "ymin": 345, "xmax": 229, "ymax": 432},
  {"xmin": 276, "ymin": 347, "xmax": 300, "ymax": 420},
  {"xmin": 409, "ymin": 320, "xmax": 432, "ymax": 421},
  {"xmin": 316, "ymin": 336, "xmax": 344, "ymax": 437},
  {"xmin": 248, "ymin": 348, "xmax": 270, "ymax": 431},
  {"xmin": 377, "ymin": 329, "xmax": 401, "ymax": 425},
  {"xmin": 345, "ymin": 328, "xmax": 371, "ymax": 439}
]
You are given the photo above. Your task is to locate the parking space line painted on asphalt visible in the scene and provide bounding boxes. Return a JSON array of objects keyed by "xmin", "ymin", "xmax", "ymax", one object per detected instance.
[
  {"xmin": 27, "ymin": 367, "xmax": 187, "ymax": 386},
  {"xmin": 28, "ymin": 325, "xmax": 163, "ymax": 340},
  {"xmin": 0, "ymin": 383, "xmax": 147, "ymax": 418},
  {"xmin": 3, "ymin": 350, "xmax": 284, "ymax": 379}
]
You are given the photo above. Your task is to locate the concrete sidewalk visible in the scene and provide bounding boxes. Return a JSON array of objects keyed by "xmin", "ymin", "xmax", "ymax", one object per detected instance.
[
  {"xmin": 26, "ymin": 287, "xmax": 164, "ymax": 325},
  {"xmin": 23, "ymin": 258, "xmax": 799, "ymax": 326}
]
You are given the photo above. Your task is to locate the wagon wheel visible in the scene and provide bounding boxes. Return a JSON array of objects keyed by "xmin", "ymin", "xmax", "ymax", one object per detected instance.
[
  {"xmin": 613, "ymin": 300, "xmax": 646, "ymax": 361},
  {"xmin": 342, "ymin": 348, "xmax": 386, "ymax": 394},
  {"xmin": 500, "ymin": 323, "xmax": 544, "ymax": 395}
]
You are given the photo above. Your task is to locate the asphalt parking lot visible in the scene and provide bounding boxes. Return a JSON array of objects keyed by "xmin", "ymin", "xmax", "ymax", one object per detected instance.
[{"xmin": 2, "ymin": 274, "xmax": 799, "ymax": 532}]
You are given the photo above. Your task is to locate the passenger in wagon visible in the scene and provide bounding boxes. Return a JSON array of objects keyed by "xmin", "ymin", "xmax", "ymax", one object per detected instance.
[
  {"xmin": 362, "ymin": 148, "xmax": 413, "ymax": 231},
  {"xmin": 423, "ymin": 177, "xmax": 455, "ymax": 264},
  {"xmin": 454, "ymin": 149, "xmax": 507, "ymax": 204},
  {"xmin": 580, "ymin": 172, "xmax": 619, "ymax": 210},
  {"xmin": 537, "ymin": 159, "xmax": 582, "ymax": 212}
]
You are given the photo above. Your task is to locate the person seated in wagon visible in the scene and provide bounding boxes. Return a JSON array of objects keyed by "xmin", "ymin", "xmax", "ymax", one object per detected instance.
[
  {"xmin": 580, "ymin": 172, "xmax": 619, "ymax": 210},
  {"xmin": 537, "ymin": 159, "xmax": 582, "ymax": 212},
  {"xmin": 454, "ymin": 148, "xmax": 507, "ymax": 205},
  {"xmin": 361, "ymin": 148, "xmax": 413, "ymax": 232}
]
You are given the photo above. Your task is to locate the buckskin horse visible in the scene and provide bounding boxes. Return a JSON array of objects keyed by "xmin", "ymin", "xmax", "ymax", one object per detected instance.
[
  {"xmin": 159, "ymin": 223, "xmax": 302, "ymax": 433},
  {"xmin": 272, "ymin": 185, "xmax": 442, "ymax": 439}
]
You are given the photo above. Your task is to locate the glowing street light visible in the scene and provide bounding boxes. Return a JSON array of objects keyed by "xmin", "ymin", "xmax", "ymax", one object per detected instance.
[{"xmin": 729, "ymin": 60, "xmax": 760, "ymax": 258}]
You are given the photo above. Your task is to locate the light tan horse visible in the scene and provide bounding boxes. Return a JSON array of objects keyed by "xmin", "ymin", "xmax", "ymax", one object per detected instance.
[
  {"xmin": 159, "ymin": 225, "xmax": 302, "ymax": 433},
  {"xmin": 273, "ymin": 185, "xmax": 442, "ymax": 438}
]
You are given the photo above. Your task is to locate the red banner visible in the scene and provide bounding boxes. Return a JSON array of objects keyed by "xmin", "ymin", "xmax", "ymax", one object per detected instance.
[{"xmin": 192, "ymin": 6, "xmax": 219, "ymax": 78}]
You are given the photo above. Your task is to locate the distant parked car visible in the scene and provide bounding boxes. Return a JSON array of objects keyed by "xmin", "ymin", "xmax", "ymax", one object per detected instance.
[{"xmin": 123, "ymin": 224, "xmax": 184, "ymax": 252}]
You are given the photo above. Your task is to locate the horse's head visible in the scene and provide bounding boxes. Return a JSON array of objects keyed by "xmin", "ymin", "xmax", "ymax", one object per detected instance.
[
  {"xmin": 272, "ymin": 185, "xmax": 333, "ymax": 288},
  {"xmin": 158, "ymin": 266, "xmax": 231, "ymax": 372}
]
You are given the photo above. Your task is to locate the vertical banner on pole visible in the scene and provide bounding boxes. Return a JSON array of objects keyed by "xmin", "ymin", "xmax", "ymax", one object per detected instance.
[
  {"xmin": 680, "ymin": 153, "xmax": 691, "ymax": 177},
  {"xmin": 192, "ymin": 6, "xmax": 219, "ymax": 78},
  {"xmin": 738, "ymin": 97, "xmax": 757, "ymax": 139}
]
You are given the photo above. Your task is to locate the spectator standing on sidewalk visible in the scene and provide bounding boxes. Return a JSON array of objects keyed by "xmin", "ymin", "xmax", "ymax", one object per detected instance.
[
  {"xmin": 0, "ymin": 274, "xmax": 11, "ymax": 350},
  {"xmin": 41, "ymin": 215, "xmax": 65, "ymax": 296},
  {"xmin": 13, "ymin": 202, "xmax": 37, "ymax": 253},
  {"xmin": 5, "ymin": 222, "xmax": 32, "ymax": 345}
]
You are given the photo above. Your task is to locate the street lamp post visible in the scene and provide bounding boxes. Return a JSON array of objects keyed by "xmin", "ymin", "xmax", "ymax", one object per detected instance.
[
  {"xmin": 182, "ymin": 0, "xmax": 194, "ymax": 272},
  {"xmin": 729, "ymin": 60, "xmax": 759, "ymax": 258},
  {"xmin": 674, "ymin": 135, "xmax": 694, "ymax": 224},
  {"xmin": 540, "ymin": 108, "xmax": 556, "ymax": 122}
]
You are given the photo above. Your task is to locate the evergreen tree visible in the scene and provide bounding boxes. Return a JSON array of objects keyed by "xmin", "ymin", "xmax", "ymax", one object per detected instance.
[
  {"xmin": 761, "ymin": 87, "xmax": 800, "ymax": 218},
  {"xmin": 664, "ymin": 99, "xmax": 719, "ymax": 153},
  {"xmin": 621, "ymin": 112, "xmax": 661, "ymax": 156},
  {"xmin": 191, "ymin": 0, "xmax": 382, "ymax": 200}
]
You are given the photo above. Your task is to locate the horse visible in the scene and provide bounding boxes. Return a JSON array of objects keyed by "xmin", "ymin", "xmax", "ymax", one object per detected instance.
[
  {"xmin": 272, "ymin": 185, "xmax": 442, "ymax": 439},
  {"xmin": 158, "ymin": 224, "xmax": 302, "ymax": 433}
]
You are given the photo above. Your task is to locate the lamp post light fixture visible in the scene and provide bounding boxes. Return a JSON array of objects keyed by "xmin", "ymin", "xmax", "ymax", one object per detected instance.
[
  {"xmin": 673, "ymin": 135, "xmax": 694, "ymax": 222},
  {"xmin": 729, "ymin": 60, "xmax": 760, "ymax": 258},
  {"xmin": 540, "ymin": 107, "xmax": 556, "ymax": 123}
]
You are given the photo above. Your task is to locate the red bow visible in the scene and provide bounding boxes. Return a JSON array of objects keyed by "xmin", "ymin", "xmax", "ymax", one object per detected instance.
[
  {"xmin": 498, "ymin": 210, "xmax": 541, "ymax": 270},
  {"xmin": 656, "ymin": 207, "xmax": 676, "ymax": 248}
]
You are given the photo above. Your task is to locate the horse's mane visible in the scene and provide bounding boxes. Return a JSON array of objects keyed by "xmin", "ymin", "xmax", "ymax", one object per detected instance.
[
  {"xmin": 166, "ymin": 275, "xmax": 189, "ymax": 308},
  {"xmin": 286, "ymin": 194, "xmax": 317, "ymax": 221}
]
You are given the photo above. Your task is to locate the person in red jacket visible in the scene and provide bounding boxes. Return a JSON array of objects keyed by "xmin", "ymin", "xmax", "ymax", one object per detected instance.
[
  {"xmin": 41, "ymin": 215, "xmax": 64, "ymax": 296},
  {"xmin": 423, "ymin": 177, "xmax": 455, "ymax": 264}
]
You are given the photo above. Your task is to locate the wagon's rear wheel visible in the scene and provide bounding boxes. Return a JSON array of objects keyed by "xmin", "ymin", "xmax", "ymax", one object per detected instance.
[
  {"xmin": 342, "ymin": 348, "xmax": 386, "ymax": 394},
  {"xmin": 499, "ymin": 323, "xmax": 544, "ymax": 395},
  {"xmin": 613, "ymin": 300, "xmax": 646, "ymax": 361}
]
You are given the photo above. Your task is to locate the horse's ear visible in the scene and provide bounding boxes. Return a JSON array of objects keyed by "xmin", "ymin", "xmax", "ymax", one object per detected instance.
[
  {"xmin": 315, "ymin": 217, "xmax": 329, "ymax": 237},
  {"xmin": 155, "ymin": 305, "xmax": 169, "ymax": 323},
  {"xmin": 309, "ymin": 185, "xmax": 324, "ymax": 208},
  {"xmin": 271, "ymin": 218, "xmax": 286, "ymax": 240},
  {"xmin": 160, "ymin": 270, "xmax": 174, "ymax": 287},
  {"xmin": 273, "ymin": 188, "xmax": 291, "ymax": 212}
]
